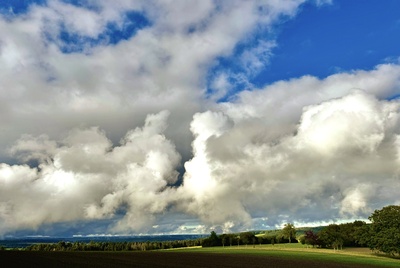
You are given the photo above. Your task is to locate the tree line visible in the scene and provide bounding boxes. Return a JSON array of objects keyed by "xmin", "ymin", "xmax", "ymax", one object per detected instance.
[
  {"xmin": 299, "ymin": 220, "xmax": 367, "ymax": 249},
  {"xmin": 203, "ymin": 205, "xmax": 400, "ymax": 256},
  {"xmin": 25, "ymin": 239, "xmax": 203, "ymax": 251},
  {"xmin": 202, "ymin": 223, "xmax": 297, "ymax": 248},
  {"xmin": 10, "ymin": 205, "xmax": 400, "ymax": 256},
  {"xmin": 300, "ymin": 205, "xmax": 400, "ymax": 256}
]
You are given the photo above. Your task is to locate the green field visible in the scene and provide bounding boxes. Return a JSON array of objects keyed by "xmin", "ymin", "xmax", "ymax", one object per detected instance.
[
  {"xmin": 1, "ymin": 244, "xmax": 399, "ymax": 267},
  {"xmin": 170, "ymin": 244, "xmax": 400, "ymax": 267}
]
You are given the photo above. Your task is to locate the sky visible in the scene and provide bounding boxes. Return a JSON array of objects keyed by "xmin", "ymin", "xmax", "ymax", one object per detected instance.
[{"xmin": 0, "ymin": 0, "xmax": 400, "ymax": 237}]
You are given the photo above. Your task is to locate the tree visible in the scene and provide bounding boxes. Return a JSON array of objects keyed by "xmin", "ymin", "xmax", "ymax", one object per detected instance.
[
  {"xmin": 202, "ymin": 231, "xmax": 221, "ymax": 247},
  {"xmin": 354, "ymin": 223, "xmax": 372, "ymax": 247},
  {"xmin": 220, "ymin": 234, "xmax": 228, "ymax": 247},
  {"xmin": 252, "ymin": 236, "xmax": 256, "ymax": 248},
  {"xmin": 282, "ymin": 223, "xmax": 296, "ymax": 243},
  {"xmin": 227, "ymin": 234, "xmax": 235, "ymax": 246},
  {"xmin": 368, "ymin": 205, "xmax": 400, "ymax": 256},
  {"xmin": 240, "ymin": 232, "xmax": 255, "ymax": 247},
  {"xmin": 298, "ymin": 235, "xmax": 306, "ymax": 245},
  {"xmin": 304, "ymin": 230, "xmax": 319, "ymax": 247},
  {"xmin": 319, "ymin": 224, "xmax": 344, "ymax": 250},
  {"xmin": 276, "ymin": 234, "xmax": 284, "ymax": 245},
  {"xmin": 340, "ymin": 221, "xmax": 367, "ymax": 247}
]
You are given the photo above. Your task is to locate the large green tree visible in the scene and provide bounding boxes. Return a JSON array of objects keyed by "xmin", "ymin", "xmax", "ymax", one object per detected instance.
[
  {"xmin": 282, "ymin": 223, "xmax": 296, "ymax": 243},
  {"xmin": 240, "ymin": 232, "xmax": 256, "ymax": 246},
  {"xmin": 318, "ymin": 224, "xmax": 344, "ymax": 250},
  {"xmin": 368, "ymin": 205, "xmax": 400, "ymax": 256},
  {"xmin": 202, "ymin": 231, "xmax": 221, "ymax": 247}
]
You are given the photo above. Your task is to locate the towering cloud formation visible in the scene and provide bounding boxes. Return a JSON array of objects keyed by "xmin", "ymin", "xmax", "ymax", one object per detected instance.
[
  {"xmin": 1, "ymin": 111, "xmax": 181, "ymax": 234},
  {"xmin": 1, "ymin": 80, "xmax": 400, "ymax": 235},
  {"xmin": 181, "ymin": 89, "xmax": 400, "ymax": 229}
]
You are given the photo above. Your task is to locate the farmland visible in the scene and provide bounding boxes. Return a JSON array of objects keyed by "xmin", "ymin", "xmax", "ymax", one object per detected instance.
[{"xmin": 1, "ymin": 244, "xmax": 399, "ymax": 267}]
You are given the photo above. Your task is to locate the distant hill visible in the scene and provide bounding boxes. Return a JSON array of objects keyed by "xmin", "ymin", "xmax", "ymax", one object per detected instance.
[{"xmin": 254, "ymin": 226, "xmax": 326, "ymax": 239}]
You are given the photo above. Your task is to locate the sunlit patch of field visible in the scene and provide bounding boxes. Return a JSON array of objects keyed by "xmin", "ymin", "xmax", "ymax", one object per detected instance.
[{"xmin": 170, "ymin": 244, "xmax": 400, "ymax": 267}]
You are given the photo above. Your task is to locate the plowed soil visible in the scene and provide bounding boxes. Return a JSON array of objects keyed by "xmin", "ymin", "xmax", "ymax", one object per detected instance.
[{"xmin": 1, "ymin": 250, "xmax": 390, "ymax": 268}]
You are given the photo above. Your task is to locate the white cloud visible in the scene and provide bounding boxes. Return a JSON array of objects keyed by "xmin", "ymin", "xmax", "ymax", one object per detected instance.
[
  {"xmin": 240, "ymin": 40, "xmax": 276, "ymax": 76},
  {"xmin": 219, "ymin": 64, "xmax": 400, "ymax": 124},
  {"xmin": 313, "ymin": 0, "xmax": 333, "ymax": 7},
  {"xmin": 49, "ymin": 1, "xmax": 105, "ymax": 38},
  {"xmin": 0, "ymin": 112, "xmax": 181, "ymax": 234},
  {"xmin": 297, "ymin": 91, "xmax": 386, "ymax": 156},
  {"xmin": 340, "ymin": 185, "xmax": 371, "ymax": 216},
  {"xmin": 180, "ymin": 88, "xmax": 400, "ymax": 229},
  {"xmin": 0, "ymin": 0, "xmax": 309, "ymax": 162},
  {"xmin": 209, "ymin": 73, "xmax": 232, "ymax": 101}
]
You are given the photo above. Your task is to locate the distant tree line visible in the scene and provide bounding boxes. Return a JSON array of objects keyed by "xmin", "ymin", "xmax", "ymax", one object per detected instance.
[
  {"xmin": 203, "ymin": 205, "xmax": 400, "ymax": 257},
  {"xmin": 24, "ymin": 230, "xmax": 297, "ymax": 252},
  {"xmin": 25, "ymin": 238, "xmax": 203, "ymax": 251},
  {"xmin": 202, "ymin": 229, "xmax": 297, "ymax": 248},
  {"xmin": 17, "ymin": 205, "xmax": 400, "ymax": 256}
]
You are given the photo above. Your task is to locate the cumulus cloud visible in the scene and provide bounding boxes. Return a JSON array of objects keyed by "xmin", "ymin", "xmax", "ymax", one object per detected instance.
[
  {"xmin": 180, "ymin": 90, "xmax": 400, "ymax": 230},
  {"xmin": 0, "ymin": 111, "xmax": 181, "ymax": 234},
  {"xmin": 178, "ymin": 112, "xmax": 252, "ymax": 230},
  {"xmin": 0, "ymin": 0, "xmax": 307, "ymax": 165}
]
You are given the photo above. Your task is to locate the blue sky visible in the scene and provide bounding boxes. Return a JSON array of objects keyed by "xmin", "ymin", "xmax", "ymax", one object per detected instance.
[
  {"xmin": 1, "ymin": 0, "xmax": 400, "ymax": 237},
  {"xmin": 261, "ymin": 1, "xmax": 400, "ymax": 84}
]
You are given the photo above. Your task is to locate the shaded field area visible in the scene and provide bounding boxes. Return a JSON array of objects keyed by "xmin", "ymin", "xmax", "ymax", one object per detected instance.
[{"xmin": 0, "ymin": 249, "xmax": 397, "ymax": 268}]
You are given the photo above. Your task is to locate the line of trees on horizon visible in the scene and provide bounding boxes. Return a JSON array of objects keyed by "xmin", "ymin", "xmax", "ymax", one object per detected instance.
[
  {"xmin": 25, "ymin": 238, "xmax": 203, "ymax": 252},
  {"xmin": 203, "ymin": 205, "xmax": 400, "ymax": 256},
  {"xmin": 299, "ymin": 220, "xmax": 368, "ymax": 250},
  {"xmin": 5, "ymin": 205, "xmax": 399, "ymax": 256},
  {"xmin": 201, "ymin": 231, "xmax": 288, "ymax": 248},
  {"xmin": 202, "ymin": 223, "xmax": 298, "ymax": 248},
  {"xmin": 298, "ymin": 205, "xmax": 400, "ymax": 256}
]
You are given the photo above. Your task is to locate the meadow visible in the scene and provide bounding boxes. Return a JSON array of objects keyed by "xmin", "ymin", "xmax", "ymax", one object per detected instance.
[
  {"xmin": 1, "ymin": 244, "xmax": 399, "ymax": 267},
  {"xmin": 180, "ymin": 244, "xmax": 400, "ymax": 267}
]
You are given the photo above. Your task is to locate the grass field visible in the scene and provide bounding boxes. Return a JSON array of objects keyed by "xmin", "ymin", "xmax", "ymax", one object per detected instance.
[
  {"xmin": 1, "ymin": 244, "xmax": 399, "ymax": 267},
  {"xmin": 174, "ymin": 244, "xmax": 400, "ymax": 267}
]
